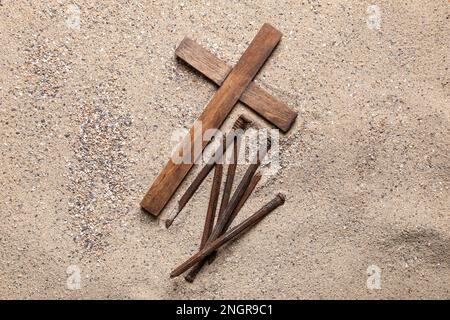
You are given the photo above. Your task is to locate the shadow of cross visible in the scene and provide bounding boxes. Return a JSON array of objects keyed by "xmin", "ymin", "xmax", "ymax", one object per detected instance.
[{"xmin": 141, "ymin": 24, "xmax": 297, "ymax": 217}]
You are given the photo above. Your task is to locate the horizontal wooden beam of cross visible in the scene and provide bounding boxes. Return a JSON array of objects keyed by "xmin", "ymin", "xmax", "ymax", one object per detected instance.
[{"xmin": 175, "ymin": 37, "xmax": 297, "ymax": 133}]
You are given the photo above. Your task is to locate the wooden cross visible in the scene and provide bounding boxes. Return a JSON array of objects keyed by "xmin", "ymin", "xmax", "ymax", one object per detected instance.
[
  {"xmin": 141, "ymin": 24, "xmax": 297, "ymax": 216},
  {"xmin": 175, "ymin": 38, "xmax": 297, "ymax": 133}
]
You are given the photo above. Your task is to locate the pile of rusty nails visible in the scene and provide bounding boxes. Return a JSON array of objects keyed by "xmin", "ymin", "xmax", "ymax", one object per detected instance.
[{"xmin": 167, "ymin": 116, "xmax": 286, "ymax": 281}]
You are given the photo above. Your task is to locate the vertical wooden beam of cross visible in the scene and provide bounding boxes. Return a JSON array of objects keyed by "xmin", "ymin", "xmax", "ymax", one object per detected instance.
[{"xmin": 141, "ymin": 23, "xmax": 296, "ymax": 216}]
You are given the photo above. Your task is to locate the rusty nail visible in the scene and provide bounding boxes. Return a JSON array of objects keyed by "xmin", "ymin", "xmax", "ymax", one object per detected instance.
[
  {"xmin": 217, "ymin": 135, "xmax": 239, "ymax": 221},
  {"xmin": 184, "ymin": 162, "xmax": 223, "ymax": 281},
  {"xmin": 182, "ymin": 140, "xmax": 270, "ymax": 280},
  {"xmin": 170, "ymin": 193, "xmax": 286, "ymax": 278},
  {"xmin": 200, "ymin": 163, "xmax": 223, "ymax": 247},
  {"xmin": 207, "ymin": 172, "xmax": 262, "ymax": 264},
  {"xmin": 207, "ymin": 138, "xmax": 271, "ymax": 242}
]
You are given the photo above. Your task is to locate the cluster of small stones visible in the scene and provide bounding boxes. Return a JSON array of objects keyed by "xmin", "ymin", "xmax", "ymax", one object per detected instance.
[
  {"xmin": 67, "ymin": 81, "xmax": 132, "ymax": 253},
  {"xmin": 14, "ymin": 2, "xmax": 136, "ymax": 255},
  {"xmin": 22, "ymin": 35, "xmax": 73, "ymax": 102}
]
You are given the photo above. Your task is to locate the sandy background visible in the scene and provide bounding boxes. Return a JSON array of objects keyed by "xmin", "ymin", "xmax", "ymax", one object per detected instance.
[{"xmin": 0, "ymin": 0, "xmax": 449, "ymax": 299}]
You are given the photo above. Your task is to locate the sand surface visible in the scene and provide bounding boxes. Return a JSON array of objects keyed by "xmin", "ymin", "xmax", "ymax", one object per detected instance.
[{"xmin": 0, "ymin": 0, "xmax": 449, "ymax": 299}]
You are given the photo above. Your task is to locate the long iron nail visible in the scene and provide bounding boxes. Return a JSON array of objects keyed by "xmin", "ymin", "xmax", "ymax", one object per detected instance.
[
  {"xmin": 184, "ymin": 136, "xmax": 241, "ymax": 281},
  {"xmin": 208, "ymin": 172, "xmax": 262, "ymax": 264},
  {"xmin": 182, "ymin": 140, "xmax": 270, "ymax": 279},
  {"xmin": 217, "ymin": 136, "xmax": 239, "ymax": 221},
  {"xmin": 170, "ymin": 193, "xmax": 286, "ymax": 278},
  {"xmin": 200, "ymin": 163, "xmax": 223, "ymax": 247},
  {"xmin": 184, "ymin": 258, "xmax": 207, "ymax": 283},
  {"xmin": 207, "ymin": 139, "xmax": 271, "ymax": 242},
  {"xmin": 184, "ymin": 163, "xmax": 223, "ymax": 281}
]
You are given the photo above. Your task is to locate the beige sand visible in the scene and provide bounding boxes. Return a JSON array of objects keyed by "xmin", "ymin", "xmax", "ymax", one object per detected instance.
[{"xmin": 0, "ymin": 0, "xmax": 449, "ymax": 299}]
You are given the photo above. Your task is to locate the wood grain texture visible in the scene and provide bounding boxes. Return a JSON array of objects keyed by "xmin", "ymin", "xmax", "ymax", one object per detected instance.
[
  {"xmin": 176, "ymin": 37, "xmax": 297, "ymax": 132},
  {"xmin": 141, "ymin": 24, "xmax": 281, "ymax": 216}
]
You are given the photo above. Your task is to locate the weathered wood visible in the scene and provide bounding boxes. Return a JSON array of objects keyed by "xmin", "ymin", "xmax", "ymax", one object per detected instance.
[
  {"xmin": 176, "ymin": 38, "xmax": 229, "ymax": 86},
  {"xmin": 176, "ymin": 37, "xmax": 297, "ymax": 132},
  {"xmin": 141, "ymin": 24, "xmax": 281, "ymax": 216}
]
